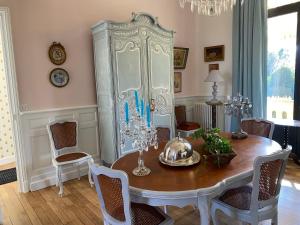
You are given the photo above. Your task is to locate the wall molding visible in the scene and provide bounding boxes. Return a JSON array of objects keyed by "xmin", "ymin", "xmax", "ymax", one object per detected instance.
[{"xmin": 20, "ymin": 105, "xmax": 100, "ymax": 192}]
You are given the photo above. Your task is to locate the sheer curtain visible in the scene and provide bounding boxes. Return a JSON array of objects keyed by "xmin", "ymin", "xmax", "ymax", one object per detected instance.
[{"xmin": 232, "ymin": 0, "xmax": 268, "ymax": 128}]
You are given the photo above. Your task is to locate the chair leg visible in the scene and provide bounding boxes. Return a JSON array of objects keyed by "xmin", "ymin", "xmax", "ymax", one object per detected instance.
[
  {"xmin": 271, "ymin": 213, "xmax": 278, "ymax": 225},
  {"xmin": 55, "ymin": 166, "xmax": 59, "ymax": 187},
  {"xmin": 210, "ymin": 204, "xmax": 220, "ymax": 225},
  {"xmin": 88, "ymin": 158, "xmax": 94, "ymax": 187},
  {"xmin": 58, "ymin": 166, "xmax": 64, "ymax": 197},
  {"xmin": 77, "ymin": 163, "xmax": 81, "ymax": 180}
]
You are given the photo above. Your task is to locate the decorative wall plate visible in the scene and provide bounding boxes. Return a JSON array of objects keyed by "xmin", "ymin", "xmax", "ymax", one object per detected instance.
[
  {"xmin": 49, "ymin": 68, "xmax": 69, "ymax": 88},
  {"xmin": 48, "ymin": 42, "xmax": 66, "ymax": 65}
]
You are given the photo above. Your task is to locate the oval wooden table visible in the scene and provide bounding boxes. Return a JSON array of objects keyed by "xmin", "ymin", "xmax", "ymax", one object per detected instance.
[{"xmin": 112, "ymin": 133, "xmax": 281, "ymax": 225}]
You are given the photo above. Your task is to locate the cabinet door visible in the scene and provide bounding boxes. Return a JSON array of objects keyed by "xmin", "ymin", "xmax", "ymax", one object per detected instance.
[
  {"xmin": 147, "ymin": 33, "xmax": 175, "ymax": 138},
  {"xmin": 111, "ymin": 33, "xmax": 144, "ymax": 156}
]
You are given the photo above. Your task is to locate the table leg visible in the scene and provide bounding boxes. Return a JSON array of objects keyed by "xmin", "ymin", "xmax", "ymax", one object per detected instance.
[
  {"xmin": 198, "ymin": 195, "xmax": 211, "ymax": 225},
  {"xmin": 211, "ymin": 105, "xmax": 217, "ymax": 129}
]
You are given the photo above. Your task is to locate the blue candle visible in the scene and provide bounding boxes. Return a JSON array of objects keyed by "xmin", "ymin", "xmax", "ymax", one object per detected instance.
[
  {"xmin": 146, "ymin": 104, "xmax": 151, "ymax": 128},
  {"xmin": 125, "ymin": 102, "xmax": 129, "ymax": 124},
  {"xmin": 134, "ymin": 90, "xmax": 139, "ymax": 114},
  {"xmin": 140, "ymin": 99, "xmax": 144, "ymax": 117}
]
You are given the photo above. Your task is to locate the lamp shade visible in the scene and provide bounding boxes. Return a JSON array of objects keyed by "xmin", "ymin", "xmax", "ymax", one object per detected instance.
[{"xmin": 204, "ymin": 70, "xmax": 224, "ymax": 83}]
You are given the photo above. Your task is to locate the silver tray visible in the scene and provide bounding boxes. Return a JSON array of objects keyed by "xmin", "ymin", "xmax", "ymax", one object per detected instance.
[{"xmin": 159, "ymin": 151, "xmax": 201, "ymax": 167}]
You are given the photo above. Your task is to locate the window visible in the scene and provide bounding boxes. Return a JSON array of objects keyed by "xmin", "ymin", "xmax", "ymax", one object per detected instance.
[{"xmin": 267, "ymin": 1, "xmax": 300, "ymax": 120}]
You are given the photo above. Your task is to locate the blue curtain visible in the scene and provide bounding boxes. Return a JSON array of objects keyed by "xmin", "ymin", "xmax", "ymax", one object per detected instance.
[{"xmin": 232, "ymin": 0, "xmax": 268, "ymax": 130}]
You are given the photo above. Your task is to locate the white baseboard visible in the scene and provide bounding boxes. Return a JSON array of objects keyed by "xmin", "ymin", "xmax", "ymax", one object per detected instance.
[{"xmin": 0, "ymin": 156, "xmax": 15, "ymax": 165}]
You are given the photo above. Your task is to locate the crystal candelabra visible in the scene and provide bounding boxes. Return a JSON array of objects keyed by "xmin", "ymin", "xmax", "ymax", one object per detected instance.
[
  {"xmin": 224, "ymin": 93, "xmax": 252, "ymax": 139},
  {"xmin": 120, "ymin": 91, "xmax": 158, "ymax": 176}
]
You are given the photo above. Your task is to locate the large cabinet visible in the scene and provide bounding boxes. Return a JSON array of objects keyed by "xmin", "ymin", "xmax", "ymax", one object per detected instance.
[{"xmin": 92, "ymin": 13, "xmax": 175, "ymax": 164}]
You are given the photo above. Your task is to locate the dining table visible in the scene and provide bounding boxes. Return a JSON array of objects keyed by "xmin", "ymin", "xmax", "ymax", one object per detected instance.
[{"xmin": 112, "ymin": 133, "xmax": 281, "ymax": 225}]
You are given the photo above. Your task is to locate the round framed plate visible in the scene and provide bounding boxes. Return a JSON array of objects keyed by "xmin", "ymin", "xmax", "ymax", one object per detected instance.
[
  {"xmin": 159, "ymin": 151, "xmax": 201, "ymax": 167},
  {"xmin": 49, "ymin": 68, "xmax": 69, "ymax": 88},
  {"xmin": 48, "ymin": 42, "xmax": 66, "ymax": 65}
]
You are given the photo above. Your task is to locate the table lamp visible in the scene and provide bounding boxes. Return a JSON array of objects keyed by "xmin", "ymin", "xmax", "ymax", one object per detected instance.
[{"xmin": 204, "ymin": 69, "xmax": 224, "ymax": 104}]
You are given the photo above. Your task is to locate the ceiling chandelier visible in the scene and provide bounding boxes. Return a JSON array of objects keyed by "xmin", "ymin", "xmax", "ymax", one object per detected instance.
[{"xmin": 179, "ymin": 0, "xmax": 237, "ymax": 16}]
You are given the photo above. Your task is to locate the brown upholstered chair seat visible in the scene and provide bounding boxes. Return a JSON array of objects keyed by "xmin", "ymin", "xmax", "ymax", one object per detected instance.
[
  {"xmin": 177, "ymin": 122, "xmax": 200, "ymax": 131},
  {"xmin": 131, "ymin": 202, "xmax": 166, "ymax": 225},
  {"xmin": 219, "ymin": 185, "xmax": 270, "ymax": 210},
  {"xmin": 55, "ymin": 152, "xmax": 89, "ymax": 163}
]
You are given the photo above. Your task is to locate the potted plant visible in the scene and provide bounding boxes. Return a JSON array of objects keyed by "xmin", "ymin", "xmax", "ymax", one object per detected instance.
[{"xmin": 192, "ymin": 128, "xmax": 236, "ymax": 167}]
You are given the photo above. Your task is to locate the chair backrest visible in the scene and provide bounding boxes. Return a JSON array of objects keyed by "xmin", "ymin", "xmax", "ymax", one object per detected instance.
[
  {"xmin": 241, "ymin": 118, "xmax": 275, "ymax": 139},
  {"xmin": 250, "ymin": 147, "xmax": 291, "ymax": 212},
  {"xmin": 175, "ymin": 105, "xmax": 186, "ymax": 126},
  {"xmin": 91, "ymin": 165, "xmax": 131, "ymax": 225},
  {"xmin": 47, "ymin": 120, "xmax": 79, "ymax": 158},
  {"xmin": 156, "ymin": 127, "xmax": 170, "ymax": 143}
]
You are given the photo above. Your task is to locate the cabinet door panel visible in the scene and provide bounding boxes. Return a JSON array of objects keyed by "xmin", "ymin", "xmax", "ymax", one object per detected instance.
[
  {"xmin": 113, "ymin": 38, "xmax": 143, "ymax": 95},
  {"xmin": 147, "ymin": 37, "xmax": 175, "ymax": 137}
]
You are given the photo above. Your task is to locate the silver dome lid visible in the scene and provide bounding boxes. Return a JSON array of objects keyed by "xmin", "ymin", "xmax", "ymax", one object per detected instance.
[{"xmin": 162, "ymin": 133, "xmax": 193, "ymax": 163}]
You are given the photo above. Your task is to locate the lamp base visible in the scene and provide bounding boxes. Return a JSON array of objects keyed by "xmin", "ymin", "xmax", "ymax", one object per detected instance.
[{"xmin": 231, "ymin": 131, "xmax": 248, "ymax": 139}]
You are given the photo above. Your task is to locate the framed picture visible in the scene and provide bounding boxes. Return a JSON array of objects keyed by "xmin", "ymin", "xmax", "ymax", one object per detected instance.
[
  {"xmin": 48, "ymin": 42, "xmax": 67, "ymax": 65},
  {"xmin": 174, "ymin": 47, "xmax": 189, "ymax": 69},
  {"xmin": 204, "ymin": 45, "xmax": 224, "ymax": 62},
  {"xmin": 174, "ymin": 72, "xmax": 182, "ymax": 93},
  {"xmin": 209, "ymin": 63, "xmax": 219, "ymax": 72},
  {"xmin": 49, "ymin": 68, "xmax": 69, "ymax": 88}
]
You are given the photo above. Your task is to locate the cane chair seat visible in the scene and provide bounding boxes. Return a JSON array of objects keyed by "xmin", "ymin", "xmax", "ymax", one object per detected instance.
[
  {"xmin": 131, "ymin": 203, "xmax": 166, "ymax": 225},
  {"xmin": 218, "ymin": 185, "xmax": 270, "ymax": 210},
  {"xmin": 55, "ymin": 152, "xmax": 89, "ymax": 163}
]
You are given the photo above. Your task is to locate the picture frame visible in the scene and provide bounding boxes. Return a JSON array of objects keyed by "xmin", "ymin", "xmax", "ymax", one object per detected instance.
[
  {"xmin": 49, "ymin": 68, "xmax": 69, "ymax": 88},
  {"xmin": 209, "ymin": 63, "xmax": 219, "ymax": 72},
  {"xmin": 48, "ymin": 42, "xmax": 67, "ymax": 65},
  {"xmin": 174, "ymin": 72, "xmax": 182, "ymax": 93},
  {"xmin": 174, "ymin": 47, "xmax": 189, "ymax": 69},
  {"xmin": 204, "ymin": 45, "xmax": 224, "ymax": 62}
]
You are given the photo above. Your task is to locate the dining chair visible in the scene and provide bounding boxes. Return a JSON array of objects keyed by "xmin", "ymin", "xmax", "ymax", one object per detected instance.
[
  {"xmin": 47, "ymin": 120, "xmax": 94, "ymax": 197},
  {"xmin": 175, "ymin": 105, "xmax": 200, "ymax": 137},
  {"xmin": 210, "ymin": 147, "xmax": 291, "ymax": 225},
  {"xmin": 241, "ymin": 118, "xmax": 275, "ymax": 139},
  {"xmin": 91, "ymin": 165, "xmax": 174, "ymax": 225}
]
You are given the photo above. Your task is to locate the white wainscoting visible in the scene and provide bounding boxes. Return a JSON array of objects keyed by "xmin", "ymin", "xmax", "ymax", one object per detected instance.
[{"xmin": 20, "ymin": 105, "xmax": 100, "ymax": 191}]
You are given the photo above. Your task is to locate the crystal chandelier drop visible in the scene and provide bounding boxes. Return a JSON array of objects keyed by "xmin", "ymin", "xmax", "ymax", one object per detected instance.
[{"xmin": 179, "ymin": 0, "xmax": 237, "ymax": 16}]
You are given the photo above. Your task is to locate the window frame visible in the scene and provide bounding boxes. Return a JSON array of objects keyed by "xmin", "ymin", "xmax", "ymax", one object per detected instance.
[{"xmin": 268, "ymin": 1, "xmax": 300, "ymax": 120}]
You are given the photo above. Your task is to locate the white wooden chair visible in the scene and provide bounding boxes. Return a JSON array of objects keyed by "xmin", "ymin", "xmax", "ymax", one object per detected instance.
[
  {"xmin": 91, "ymin": 165, "xmax": 174, "ymax": 225},
  {"xmin": 241, "ymin": 118, "xmax": 275, "ymax": 139},
  {"xmin": 210, "ymin": 147, "xmax": 291, "ymax": 225},
  {"xmin": 47, "ymin": 120, "xmax": 94, "ymax": 196}
]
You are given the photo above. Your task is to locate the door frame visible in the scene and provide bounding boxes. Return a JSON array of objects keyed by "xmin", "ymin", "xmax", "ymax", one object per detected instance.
[{"xmin": 0, "ymin": 7, "xmax": 28, "ymax": 192}]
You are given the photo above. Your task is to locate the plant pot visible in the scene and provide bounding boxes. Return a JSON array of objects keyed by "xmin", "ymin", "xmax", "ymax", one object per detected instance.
[{"xmin": 207, "ymin": 151, "xmax": 237, "ymax": 167}]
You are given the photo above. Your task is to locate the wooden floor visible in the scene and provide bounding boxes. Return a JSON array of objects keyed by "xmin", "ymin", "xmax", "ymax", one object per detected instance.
[
  {"xmin": 0, "ymin": 162, "xmax": 16, "ymax": 171},
  {"xmin": 0, "ymin": 159, "xmax": 299, "ymax": 225}
]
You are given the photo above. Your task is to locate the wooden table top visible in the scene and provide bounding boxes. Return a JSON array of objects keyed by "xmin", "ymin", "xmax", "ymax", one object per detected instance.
[
  {"xmin": 271, "ymin": 119, "xmax": 300, "ymax": 128},
  {"xmin": 112, "ymin": 133, "xmax": 281, "ymax": 192}
]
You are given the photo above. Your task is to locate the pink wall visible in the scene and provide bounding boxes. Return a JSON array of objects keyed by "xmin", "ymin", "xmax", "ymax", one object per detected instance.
[{"xmin": 0, "ymin": 0, "xmax": 197, "ymax": 111}]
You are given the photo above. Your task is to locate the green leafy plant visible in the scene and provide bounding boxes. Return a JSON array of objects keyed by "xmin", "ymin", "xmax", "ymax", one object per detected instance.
[{"xmin": 192, "ymin": 128, "xmax": 233, "ymax": 155}]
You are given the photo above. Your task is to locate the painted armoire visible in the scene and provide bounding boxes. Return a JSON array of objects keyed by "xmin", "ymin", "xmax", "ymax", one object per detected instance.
[{"xmin": 92, "ymin": 13, "xmax": 175, "ymax": 164}]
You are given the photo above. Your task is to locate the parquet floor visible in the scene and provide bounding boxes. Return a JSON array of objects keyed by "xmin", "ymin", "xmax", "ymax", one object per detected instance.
[{"xmin": 0, "ymin": 159, "xmax": 299, "ymax": 225}]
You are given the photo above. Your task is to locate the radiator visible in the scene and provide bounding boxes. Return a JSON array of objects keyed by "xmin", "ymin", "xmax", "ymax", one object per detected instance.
[{"xmin": 193, "ymin": 103, "xmax": 224, "ymax": 131}]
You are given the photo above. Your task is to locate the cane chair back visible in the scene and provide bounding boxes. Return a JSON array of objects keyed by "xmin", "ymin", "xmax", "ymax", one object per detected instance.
[
  {"xmin": 175, "ymin": 105, "xmax": 186, "ymax": 126},
  {"xmin": 241, "ymin": 118, "xmax": 275, "ymax": 139},
  {"xmin": 91, "ymin": 165, "xmax": 131, "ymax": 224},
  {"xmin": 157, "ymin": 127, "xmax": 170, "ymax": 143},
  {"xmin": 250, "ymin": 148, "xmax": 291, "ymax": 211},
  {"xmin": 91, "ymin": 165, "xmax": 173, "ymax": 225},
  {"xmin": 47, "ymin": 120, "xmax": 79, "ymax": 158}
]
